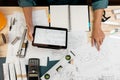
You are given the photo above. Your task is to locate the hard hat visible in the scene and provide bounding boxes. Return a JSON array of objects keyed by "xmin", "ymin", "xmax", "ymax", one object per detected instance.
[{"xmin": 0, "ymin": 12, "xmax": 7, "ymax": 31}]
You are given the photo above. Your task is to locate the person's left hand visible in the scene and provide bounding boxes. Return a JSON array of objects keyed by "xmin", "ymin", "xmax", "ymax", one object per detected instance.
[{"xmin": 91, "ymin": 26, "xmax": 105, "ymax": 51}]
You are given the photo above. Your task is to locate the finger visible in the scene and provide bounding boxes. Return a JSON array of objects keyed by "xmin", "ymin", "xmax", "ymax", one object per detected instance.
[
  {"xmin": 100, "ymin": 37, "xmax": 105, "ymax": 45},
  {"xmin": 96, "ymin": 40, "xmax": 100, "ymax": 51},
  {"xmin": 101, "ymin": 38, "xmax": 104, "ymax": 43},
  {"xmin": 29, "ymin": 34, "xmax": 33, "ymax": 41},
  {"xmin": 27, "ymin": 32, "xmax": 33, "ymax": 41},
  {"xmin": 102, "ymin": 36, "xmax": 105, "ymax": 42},
  {"xmin": 99, "ymin": 38, "xmax": 102, "ymax": 45},
  {"xmin": 101, "ymin": 34, "xmax": 105, "ymax": 41},
  {"xmin": 91, "ymin": 38, "xmax": 94, "ymax": 47},
  {"xmin": 27, "ymin": 34, "xmax": 31, "ymax": 41}
]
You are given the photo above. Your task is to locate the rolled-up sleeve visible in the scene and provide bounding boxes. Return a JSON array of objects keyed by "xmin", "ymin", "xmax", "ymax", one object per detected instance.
[
  {"xmin": 18, "ymin": 0, "xmax": 36, "ymax": 7},
  {"xmin": 92, "ymin": 0, "xmax": 108, "ymax": 10}
]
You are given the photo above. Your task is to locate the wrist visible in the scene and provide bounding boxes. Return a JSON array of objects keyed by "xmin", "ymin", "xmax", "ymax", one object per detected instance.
[
  {"xmin": 93, "ymin": 22, "xmax": 101, "ymax": 30},
  {"xmin": 27, "ymin": 24, "xmax": 33, "ymax": 33}
]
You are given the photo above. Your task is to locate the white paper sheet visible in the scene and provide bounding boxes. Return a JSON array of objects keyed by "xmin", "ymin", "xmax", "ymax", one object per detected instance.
[
  {"xmin": 70, "ymin": 5, "xmax": 89, "ymax": 31},
  {"xmin": 50, "ymin": 5, "xmax": 69, "ymax": 29},
  {"xmin": 49, "ymin": 49, "xmax": 67, "ymax": 61},
  {"xmin": 25, "ymin": 41, "xmax": 50, "ymax": 66},
  {"xmin": 68, "ymin": 30, "xmax": 88, "ymax": 50},
  {"xmin": 106, "ymin": 37, "xmax": 120, "ymax": 65},
  {"xmin": 15, "ymin": 58, "xmax": 22, "ymax": 80},
  {"xmin": 9, "ymin": 63, "xmax": 16, "ymax": 80},
  {"xmin": 20, "ymin": 59, "xmax": 27, "ymax": 80},
  {"xmin": 3, "ymin": 63, "xmax": 10, "ymax": 80},
  {"xmin": 32, "ymin": 10, "xmax": 49, "ymax": 26},
  {"xmin": 26, "ymin": 42, "xmax": 67, "ymax": 63},
  {"xmin": 6, "ymin": 31, "xmax": 21, "ymax": 63},
  {"xmin": 73, "ymin": 37, "xmax": 120, "ymax": 79}
]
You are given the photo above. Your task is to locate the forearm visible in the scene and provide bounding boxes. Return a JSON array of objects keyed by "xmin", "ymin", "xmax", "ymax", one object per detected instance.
[
  {"xmin": 93, "ymin": 9, "xmax": 104, "ymax": 30},
  {"xmin": 92, "ymin": 0, "xmax": 108, "ymax": 29},
  {"xmin": 23, "ymin": 7, "xmax": 33, "ymax": 41},
  {"xmin": 23, "ymin": 7, "xmax": 33, "ymax": 30}
]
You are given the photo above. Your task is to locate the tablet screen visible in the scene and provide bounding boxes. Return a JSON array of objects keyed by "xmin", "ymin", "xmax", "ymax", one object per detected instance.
[{"xmin": 32, "ymin": 26, "xmax": 67, "ymax": 49}]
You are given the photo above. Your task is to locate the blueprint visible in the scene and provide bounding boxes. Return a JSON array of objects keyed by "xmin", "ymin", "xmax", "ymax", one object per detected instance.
[{"xmin": 5, "ymin": 9, "xmax": 120, "ymax": 80}]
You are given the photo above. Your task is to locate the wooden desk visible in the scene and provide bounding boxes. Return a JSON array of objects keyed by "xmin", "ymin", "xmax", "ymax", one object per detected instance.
[
  {"xmin": 0, "ymin": 7, "xmax": 48, "ymax": 57},
  {"xmin": 0, "ymin": 6, "xmax": 120, "ymax": 57}
]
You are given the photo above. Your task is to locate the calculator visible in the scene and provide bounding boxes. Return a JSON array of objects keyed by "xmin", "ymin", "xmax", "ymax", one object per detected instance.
[{"xmin": 28, "ymin": 58, "xmax": 40, "ymax": 80}]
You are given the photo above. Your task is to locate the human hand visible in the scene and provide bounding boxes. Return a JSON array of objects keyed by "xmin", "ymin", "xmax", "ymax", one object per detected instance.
[
  {"xmin": 91, "ymin": 27, "xmax": 105, "ymax": 51},
  {"xmin": 27, "ymin": 25, "xmax": 33, "ymax": 41}
]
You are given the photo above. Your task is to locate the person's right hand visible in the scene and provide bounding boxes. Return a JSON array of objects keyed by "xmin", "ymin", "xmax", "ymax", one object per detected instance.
[
  {"xmin": 91, "ymin": 26, "xmax": 105, "ymax": 51},
  {"xmin": 27, "ymin": 25, "xmax": 33, "ymax": 41},
  {"xmin": 23, "ymin": 7, "xmax": 33, "ymax": 41}
]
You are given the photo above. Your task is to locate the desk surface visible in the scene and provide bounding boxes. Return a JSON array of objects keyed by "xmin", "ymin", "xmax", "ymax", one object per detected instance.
[
  {"xmin": 0, "ymin": 7, "xmax": 48, "ymax": 57},
  {"xmin": 0, "ymin": 6, "xmax": 120, "ymax": 57}
]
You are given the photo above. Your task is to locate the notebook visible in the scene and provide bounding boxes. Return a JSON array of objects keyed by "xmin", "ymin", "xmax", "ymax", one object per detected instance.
[{"xmin": 50, "ymin": 5, "xmax": 90, "ymax": 31}]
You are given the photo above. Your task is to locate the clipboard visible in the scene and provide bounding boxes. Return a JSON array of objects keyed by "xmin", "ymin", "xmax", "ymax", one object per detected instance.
[{"xmin": 32, "ymin": 26, "xmax": 68, "ymax": 49}]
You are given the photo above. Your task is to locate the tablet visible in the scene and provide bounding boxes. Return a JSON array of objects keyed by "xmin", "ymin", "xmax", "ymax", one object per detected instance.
[{"xmin": 32, "ymin": 26, "xmax": 68, "ymax": 49}]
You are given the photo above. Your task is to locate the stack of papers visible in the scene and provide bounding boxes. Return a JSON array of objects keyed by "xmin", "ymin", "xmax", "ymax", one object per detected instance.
[{"xmin": 3, "ymin": 58, "xmax": 27, "ymax": 80}]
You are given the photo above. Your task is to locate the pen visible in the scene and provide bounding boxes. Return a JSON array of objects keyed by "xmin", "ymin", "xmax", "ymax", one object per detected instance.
[
  {"xmin": 68, "ymin": 5, "xmax": 71, "ymax": 31},
  {"xmin": 9, "ymin": 17, "xmax": 12, "ymax": 31},
  {"xmin": 70, "ymin": 50, "xmax": 76, "ymax": 56},
  {"xmin": 12, "ymin": 18, "xmax": 16, "ymax": 25}
]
